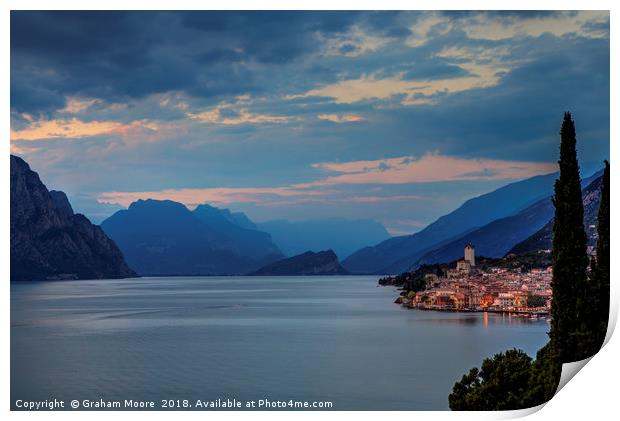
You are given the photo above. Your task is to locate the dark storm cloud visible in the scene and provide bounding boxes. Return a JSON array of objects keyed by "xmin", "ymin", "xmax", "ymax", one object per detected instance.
[
  {"xmin": 360, "ymin": 10, "xmax": 411, "ymax": 37},
  {"xmin": 11, "ymin": 11, "xmax": 194, "ymax": 113},
  {"xmin": 12, "ymin": 11, "xmax": 396, "ymax": 114}
]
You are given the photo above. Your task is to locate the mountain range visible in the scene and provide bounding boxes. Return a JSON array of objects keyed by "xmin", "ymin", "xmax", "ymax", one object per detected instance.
[
  {"xmin": 415, "ymin": 171, "xmax": 602, "ymax": 267},
  {"xmin": 100, "ymin": 201, "xmax": 390, "ymax": 275},
  {"xmin": 11, "ymin": 152, "xmax": 605, "ymax": 279},
  {"xmin": 342, "ymin": 172, "xmax": 560, "ymax": 274},
  {"xmin": 10, "ymin": 155, "xmax": 136, "ymax": 281},
  {"xmin": 193, "ymin": 204, "xmax": 283, "ymax": 261},
  {"xmin": 101, "ymin": 199, "xmax": 283, "ymax": 276},
  {"xmin": 342, "ymin": 169, "xmax": 603, "ymax": 275}
]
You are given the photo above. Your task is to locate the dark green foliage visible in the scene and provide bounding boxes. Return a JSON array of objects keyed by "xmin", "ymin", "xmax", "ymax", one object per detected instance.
[
  {"xmin": 572, "ymin": 161, "xmax": 610, "ymax": 358},
  {"xmin": 378, "ymin": 264, "xmax": 437, "ymax": 291},
  {"xmin": 522, "ymin": 342, "xmax": 562, "ymax": 407},
  {"xmin": 594, "ymin": 161, "xmax": 610, "ymax": 344},
  {"xmin": 449, "ymin": 349, "xmax": 533, "ymax": 410},
  {"xmin": 479, "ymin": 252, "xmax": 552, "ymax": 271},
  {"xmin": 550, "ymin": 112, "xmax": 589, "ymax": 363},
  {"xmin": 449, "ymin": 344, "xmax": 562, "ymax": 410}
]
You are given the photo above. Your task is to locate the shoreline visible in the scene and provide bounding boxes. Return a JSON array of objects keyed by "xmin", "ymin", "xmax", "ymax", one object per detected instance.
[
  {"xmin": 396, "ymin": 300, "xmax": 550, "ymax": 317},
  {"xmin": 406, "ymin": 306, "xmax": 549, "ymax": 316}
]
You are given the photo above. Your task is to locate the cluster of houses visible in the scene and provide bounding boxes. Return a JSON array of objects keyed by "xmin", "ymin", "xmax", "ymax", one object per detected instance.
[{"xmin": 400, "ymin": 245, "xmax": 553, "ymax": 314}]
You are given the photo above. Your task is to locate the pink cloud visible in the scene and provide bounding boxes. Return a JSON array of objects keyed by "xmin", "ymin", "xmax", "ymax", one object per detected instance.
[
  {"xmin": 10, "ymin": 118, "xmax": 123, "ymax": 141},
  {"xmin": 97, "ymin": 186, "xmax": 435, "ymax": 210},
  {"xmin": 109, "ymin": 120, "xmax": 183, "ymax": 143},
  {"xmin": 10, "ymin": 117, "xmax": 180, "ymax": 143},
  {"xmin": 97, "ymin": 186, "xmax": 328, "ymax": 208},
  {"xmin": 317, "ymin": 114, "xmax": 366, "ymax": 123},
  {"xmin": 303, "ymin": 153, "xmax": 557, "ymax": 186}
]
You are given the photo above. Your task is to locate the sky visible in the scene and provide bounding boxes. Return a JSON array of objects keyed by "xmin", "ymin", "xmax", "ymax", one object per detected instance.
[{"xmin": 10, "ymin": 11, "xmax": 610, "ymax": 235}]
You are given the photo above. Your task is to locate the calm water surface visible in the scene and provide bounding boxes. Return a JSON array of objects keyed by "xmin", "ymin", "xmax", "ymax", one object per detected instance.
[{"xmin": 11, "ymin": 276, "xmax": 550, "ymax": 410}]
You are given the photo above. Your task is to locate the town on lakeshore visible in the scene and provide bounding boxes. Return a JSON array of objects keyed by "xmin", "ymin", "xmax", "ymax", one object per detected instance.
[{"xmin": 381, "ymin": 244, "xmax": 555, "ymax": 317}]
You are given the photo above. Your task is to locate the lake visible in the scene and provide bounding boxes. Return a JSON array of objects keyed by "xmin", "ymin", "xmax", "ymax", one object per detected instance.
[{"xmin": 11, "ymin": 276, "xmax": 550, "ymax": 410}]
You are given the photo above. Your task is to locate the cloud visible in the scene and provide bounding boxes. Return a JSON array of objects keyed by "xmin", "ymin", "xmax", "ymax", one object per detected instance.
[
  {"xmin": 460, "ymin": 11, "xmax": 609, "ymax": 41},
  {"xmin": 158, "ymin": 93, "xmax": 190, "ymax": 111},
  {"xmin": 107, "ymin": 120, "xmax": 183, "ymax": 143},
  {"xmin": 297, "ymin": 31, "xmax": 517, "ymax": 106},
  {"xmin": 403, "ymin": 11, "xmax": 609, "ymax": 49},
  {"xmin": 10, "ymin": 118, "xmax": 123, "ymax": 141},
  {"xmin": 187, "ymin": 96, "xmax": 290, "ymax": 125},
  {"xmin": 95, "ymin": 152, "xmax": 556, "ymax": 211},
  {"xmin": 435, "ymin": 44, "xmax": 511, "ymax": 63},
  {"xmin": 293, "ymin": 67, "xmax": 503, "ymax": 105},
  {"xmin": 97, "ymin": 186, "xmax": 328, "ymax": 208},
  {"xmin": 319, "ymin": 25, "xmax": 392, "ymax": 57},
  {"xmin": 59, "ymin": 97, "xmax": 101, "ymax": 113},
  {"xmin": 9, "ymin": 11, "xmax": 609, "ymax": 231},
  {"xmin": 317, "ymin": 114, "xmax": 366, "ymax": 123},
  {"xmin": 10, "ymin": 116, "xmax": 180, "ymax": 142},
  {"xmin": 406, "ymin": 13, "xmax": 452, "ymax": 48},
  {"xmin": 189, "ymin": 109, "xmax": 289, "ymax": 126},
  {"xmin": 10, "ymin": 11, "xmax": 365, "ymax": 114},
  {"xmin": 305, "ymin": 153, "xmax": 557, "ymax": 185},
  {"xmin": 96, "ymin": 185, "xmax": 433, "ymax": 212},
  {"xmin": 10, "ymin": 11, "xmax": 609, "ymax": 118}
]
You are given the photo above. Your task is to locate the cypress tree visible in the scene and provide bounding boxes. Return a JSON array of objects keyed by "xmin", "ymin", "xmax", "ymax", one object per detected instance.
[
  {"xmin": 594, "ymin": 161, "xmax": 610, "ymax": 347},
  {"xmin": 573, "ymin": 160, "xmax": 610, "ymax": 358},
  {"xmin": 549, "ymin": 112, "xmax": 589, "ymax": 363}
]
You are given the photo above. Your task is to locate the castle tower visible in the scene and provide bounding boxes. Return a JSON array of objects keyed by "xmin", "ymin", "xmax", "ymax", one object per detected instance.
[{"xmin": 464, "ymin": 243, "xmax": 475, "ymax": 267}]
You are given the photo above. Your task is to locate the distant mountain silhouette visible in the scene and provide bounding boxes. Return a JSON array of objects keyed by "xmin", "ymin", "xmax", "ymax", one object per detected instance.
[
  {"xmin": 101, "ymin": 199, "xmax": 282, "ymax": 275},
  {"xmin": 256, "ymin": 218, "xmax": 390, "ymax": 260},
  {"xmin": 249, "ymin": 250, "xmax": 349, "ymax": 276},
  {"xmin": 193, "ymin": 204, "xmax": 282, "ymax": 261},
  {"xmin": 195, "ymin": 204, "xmax": 258, "ymax": 230},
  {"xmin": 343, "ymin": 172, "xmax": 560, "ymax": 274},
  {"xmin": 416, "ymin": 171, "xmax": 603, "ymax": 265},
  {"xmin": 510, "ymin": 173, "xmax": 603, "ymax": 254},
  {"xmin": 415, "ymin": 195, "xmax": 555, "ymax": 266},
  {"xmin": 10, "ymin": 155, "xmax": 136, "ymax": 281}
]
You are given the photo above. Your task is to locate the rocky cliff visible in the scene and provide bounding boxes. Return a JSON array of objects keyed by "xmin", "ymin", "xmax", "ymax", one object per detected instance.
[{"xmin": 10, "ymin": 155, "xmax": 137, "ymax": 281}]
